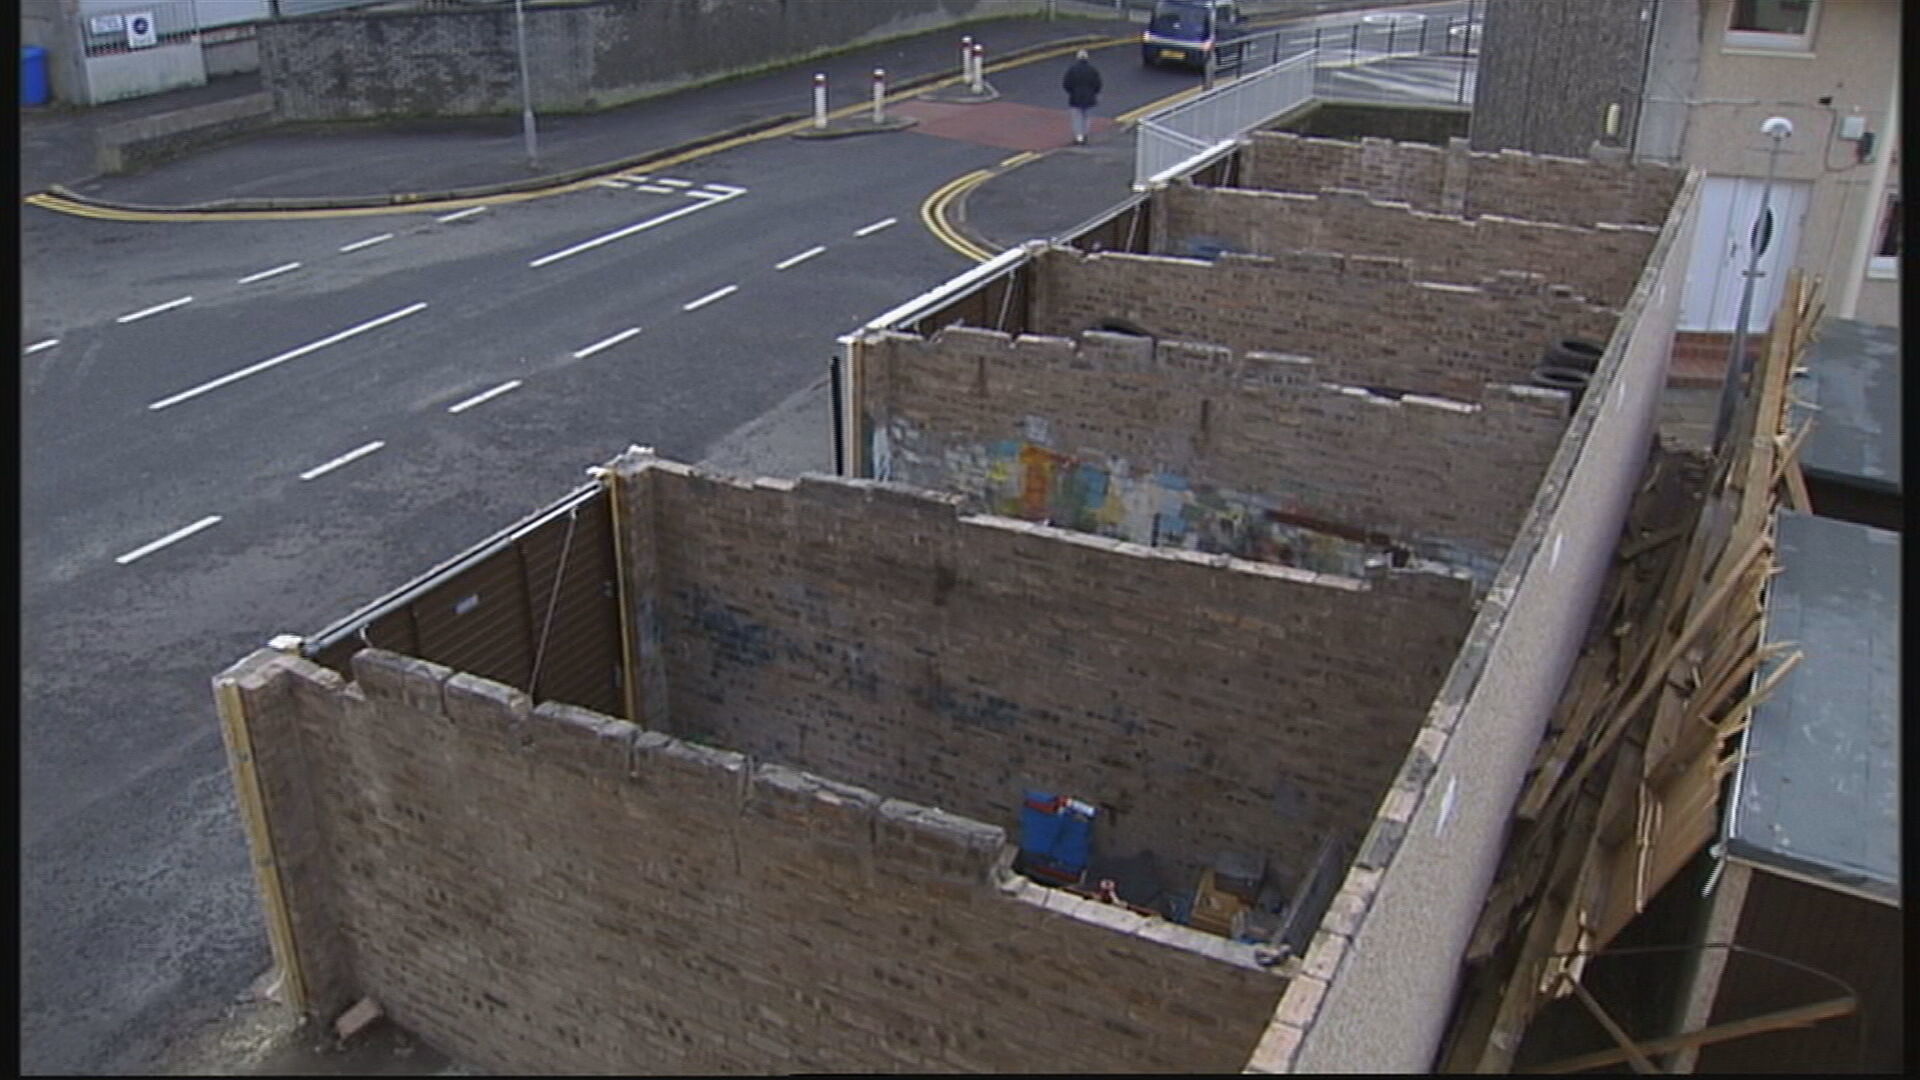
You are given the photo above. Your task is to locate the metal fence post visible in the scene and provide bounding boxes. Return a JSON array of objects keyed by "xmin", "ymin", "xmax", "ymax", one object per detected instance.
[
  {"xmin": 1387, "ymin": 19, "xmax": 1396, "ymax": 55},
  {"xmin": 1456, "ymin": 27, "xmax": 1470, "ymax": 103},
  {"xmin": 1349, "ymin": 23, "xmax": 1358, "ymax": 67}
]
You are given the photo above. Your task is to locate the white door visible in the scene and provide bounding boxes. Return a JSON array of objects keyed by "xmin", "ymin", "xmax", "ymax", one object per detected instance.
[{"xmin": 1679, "ymin": 175, "xmax": 1811, "ymax": 331}]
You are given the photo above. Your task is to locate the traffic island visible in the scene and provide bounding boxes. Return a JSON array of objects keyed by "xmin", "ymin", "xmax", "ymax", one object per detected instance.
[{"xmin": 791, "ymin": 114, "xmax": 920, "ymax": 140}]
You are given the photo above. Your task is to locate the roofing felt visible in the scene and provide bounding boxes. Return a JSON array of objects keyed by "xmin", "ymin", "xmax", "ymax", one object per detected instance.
[
  {"xmin": 1725, "ymin": 509, "xmax": 1900, "ymax": 904},
  {"xmin": 1791, "ymin": 317, "xmax": 1901, "ymax": 493}
]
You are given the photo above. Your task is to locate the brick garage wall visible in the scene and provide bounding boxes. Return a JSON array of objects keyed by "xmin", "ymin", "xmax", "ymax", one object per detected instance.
[
  {"xmin": 862, "ymin": 326, "xmax": 1568, "ymax": 580},
  {"xmin": 616, "ymin": 457, "xmax": 1477, "ymax": 896},
  {"xmin": 221, "ymin": 647, "xmax": 1289, "ymax": 1073},
  {"xmin": 1024, "ymin": 246, "xmax": 1622, "ymax": 401},
  {"xmin": 261, "ymin": 0, "xmax": 1034, "ymax": 120},
  {"xmin": 1151, "ymin": 184, "xmax": 1659, "ymax": 308},
  {"xmin": 1237, "ymin": 132, "xmax": 1684, "ymax": 229},
  {"xmin": 1239, "ymin": 133, "xmax": 1450, "ymax": 209}
]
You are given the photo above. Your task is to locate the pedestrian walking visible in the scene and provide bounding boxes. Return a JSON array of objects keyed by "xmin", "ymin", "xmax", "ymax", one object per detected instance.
[{"xmin": 1062, "ymin": 49, "xmax": 1102, "ymax": 145}]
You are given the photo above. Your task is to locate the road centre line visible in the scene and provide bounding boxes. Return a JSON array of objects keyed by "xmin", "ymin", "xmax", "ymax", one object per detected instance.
[
  {"xmin": 115, "ymin": 515, "xmax": 222, "ymax": 565},
  {"xmin": 854, "ymin": 217, "xmax": 897, "ymax": 237},
  {"xmin": 116, "ymin": 295, "xmax": 194, "ymax": 324},
  {"xmin": 447, "ymin": 379, "xmax": 525, "ymax": 413},
  {"xmin": 435, "ymin": 206, "xmax": 489, "ymax": 223},
  {"xmin": 338, "ymin": 232, "xmax": 394, "ymax": 253},
  {"xmin": 238, "ymin": 261, "xmax": 302, "ymax": 284},
  {"xmin": 148, "ymin": 301, "xmax": 428, "ymax": 411},
  {"xmin": 528, "ymin": 190, "xmax": 741, "ymax": 268},
  {"xmin": 571, "ymin": 327, "xmax": 642, "ymax": 359},
  {"xmin": 682, "ymin": 285, "xmax": 739, "ymax": 312},
  {"xmin": 25, "ymin": 338, "xmax": 59, "ymax": 354},
  {"xmin": 299, "ymin": 440, "xmax": 386, "ymax": 481},
  {"xmin": 775, "ymin": 245, "xmax": 827, "ymax": 271}
]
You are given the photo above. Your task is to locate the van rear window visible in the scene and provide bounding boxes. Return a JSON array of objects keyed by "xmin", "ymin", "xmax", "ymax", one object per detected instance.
[{"xmin": 1149, "ymin": 9, "xmax": 1212, "ymax": 38}]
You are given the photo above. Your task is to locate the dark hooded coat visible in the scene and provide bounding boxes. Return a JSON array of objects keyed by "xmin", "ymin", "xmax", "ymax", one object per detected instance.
[{"xmin": 1062, "ymin": 57, "xmax": 1102, "ymax": 109}]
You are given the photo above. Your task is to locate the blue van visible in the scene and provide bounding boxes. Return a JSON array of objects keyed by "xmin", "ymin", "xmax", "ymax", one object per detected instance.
[{"xmin": 1141, "ymin": 0, "xmax": 1246, "ymax": 69}]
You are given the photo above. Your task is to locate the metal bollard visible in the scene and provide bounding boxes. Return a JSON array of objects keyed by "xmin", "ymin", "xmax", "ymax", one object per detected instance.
[
  {"xmin": 961, "ymin": 36, "xmax": 972, "ymax": 85},
  {"xmin": 813, "ymin": 72, "xmax": 827, "ymax": 129},
  {"xmin": 872, "ymin": 68, "xmax": 886, "ymax": 124},
  {"xmin": 971, "ymin": 43, "xmax": 985, "ymax": 93}
]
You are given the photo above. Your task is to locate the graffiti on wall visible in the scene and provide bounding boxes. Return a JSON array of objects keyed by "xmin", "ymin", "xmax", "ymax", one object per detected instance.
[
  {"xmin": 871, "ymin": 417, "xmax": 1499, "ymax": 585},
  {"xmin": 978, "ymin": 436, "xmax": 1388, "ymax": 578}
]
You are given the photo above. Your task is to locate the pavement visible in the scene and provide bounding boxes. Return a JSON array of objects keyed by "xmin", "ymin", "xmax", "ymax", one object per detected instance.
[
  {"xmin": 19, "ymin": 12, "xmax": 1137, "ymax": 225},
  {"xmin": 18, "ymin": 0, "xmax": 1403, "ymax": 242}
]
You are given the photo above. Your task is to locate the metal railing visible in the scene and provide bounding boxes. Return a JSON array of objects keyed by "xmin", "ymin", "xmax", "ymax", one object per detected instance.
[
  {"xmin": 1134, "ymin": 47, "xmax": 1314, "ymax": 188},
  {"xmin": 1306, "ymin": 11, "xmax": 1480, "ymax": 104}
]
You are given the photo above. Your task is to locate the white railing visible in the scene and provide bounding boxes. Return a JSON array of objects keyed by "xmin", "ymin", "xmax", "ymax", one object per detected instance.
[{"xmin": 1133, "ymin": 48, "xmax": 1314, "ymax": 189}]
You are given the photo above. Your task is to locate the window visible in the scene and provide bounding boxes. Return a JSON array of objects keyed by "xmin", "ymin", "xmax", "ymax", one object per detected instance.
[
  {"xmin": 1868, "ymin": 193, "xmax": 1899, "ymax": 278},
  {"xmin": 1725, "ymin": 0, "xmax": 1817, "ymax": 51}
]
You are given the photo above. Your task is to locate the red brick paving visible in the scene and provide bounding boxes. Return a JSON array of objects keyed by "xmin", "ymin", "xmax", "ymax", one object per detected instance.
[{"xmin": 893, "ymin": 99, "xmax": 1118, "ymax": 152}]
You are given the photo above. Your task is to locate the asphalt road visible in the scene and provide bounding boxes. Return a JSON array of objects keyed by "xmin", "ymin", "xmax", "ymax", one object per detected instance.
[{"xmin": 17, "ymin": 4, "xmax": 1472, "ymax": 1072}]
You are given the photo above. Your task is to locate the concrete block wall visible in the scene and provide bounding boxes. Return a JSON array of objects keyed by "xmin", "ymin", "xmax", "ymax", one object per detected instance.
[
  {"xmin": 613, "ymin": 456, "xmax": 1477, "ymax": 894},
  {"xmin": 1252, "ymin": 170, "xmax": 1701, "ymax": 1076},
  {"xmin": 1151, "ymin": 184, "xmax": 1659, "ymax": 308},
  {"xmin": 1238, "ymin": 131, "xmax": 1685, "ymax": 229},
  {"xmin": 261, "ymin": 0, "xmax": 1040, "ymax": 121},
  {"xmin": 94, "ymin": 91, "xmax": 279, "ymax": 175},
  {"xmin": 221, "ymin": 645, "xmax": 1291, "ymax": 1073},
  {"xmin": 1024, "ymin": 246, "xmax": 1622, "ymax": 402},
  {"xmin": 861, "ymin": 325, "xmax": 1569, "ymax": 581}
]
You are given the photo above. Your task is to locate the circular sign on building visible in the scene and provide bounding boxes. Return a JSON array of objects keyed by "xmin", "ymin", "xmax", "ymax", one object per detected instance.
[{"xmin": 127, "ymin": 13, "xmax": 158, "ymax": 50}]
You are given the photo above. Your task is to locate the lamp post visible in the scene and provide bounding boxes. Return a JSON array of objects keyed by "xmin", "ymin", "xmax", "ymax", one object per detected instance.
[
  {"xmin": 1710, "ymin": 116, "xmax": 1792, "ymax": 452},
  {"xmin": 514, "ymin": 0, "xmax": 539, "ymax": 169}
]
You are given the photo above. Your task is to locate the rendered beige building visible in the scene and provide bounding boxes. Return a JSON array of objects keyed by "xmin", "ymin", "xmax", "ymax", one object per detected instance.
[
  {"xmin": 1475, "ymin": 0, "xmax": 1900, "ymax": 332},
  {"xmin": 1658, "ymin": 0, "xmax": 1900, "ymax": 330}
]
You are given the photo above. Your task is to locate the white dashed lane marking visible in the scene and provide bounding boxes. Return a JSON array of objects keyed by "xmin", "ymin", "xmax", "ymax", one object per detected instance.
[
  {"xmin": 25, "ymin": 338, "xmax": 59, "ymax": 355},
  {"xmin": 447, "ymin": 379, "xmax": 524, "ymax": 414},
  {"xmin": 572, "ymin": 327, "xmax": 643, "ymax": 359},
  {"xmin": 116, "ymin": 515, "xmax": 222, "ymax": 565},
  {"xmin": 148, "ymin": 301, "xmax": 428, "ymax": 411},
  {"xmin": 775, "ymin": 246, "xmax": 827, "ymax": 271},
  {"xmin": 435, "ymin": 206, "xmax": 488, "ymax": 223},
  {"xmin": 338, "ymin": 233, "xmax": 394, "ymax": 253},
  {"xmin": 528, "ymin": 189, "xmax": 743, "ymax": 268},
  {"xmin": 854, "ymin": 217, "xmax": 897, "ymax": 237},
  {"xmin": 298, "ymin": 440, "xmax": 386, "ymax": 481},
  {"xmin": 116, "ymin": 295, "xmax": 194, "ymax": 324},
  {"xmin": 682, "ymin": 285, "xmax": 738, "ymax": 312},
  {"xmin": 238, "ymin": 262, "xmax": 302, "ymax": 284}
]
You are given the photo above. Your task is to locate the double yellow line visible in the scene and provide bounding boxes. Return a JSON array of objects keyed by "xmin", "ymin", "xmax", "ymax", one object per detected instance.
[
  {"xmin": 920, "ymin": 150, "xmax": 1044, "ymax": 264},
  {"xmin": 916, "ymin": 75, "xmax": 1211, "ymax": 263},
  {"xmin": 24, "ymin": 37, "xmax": 1125, "ymax": 224}
]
